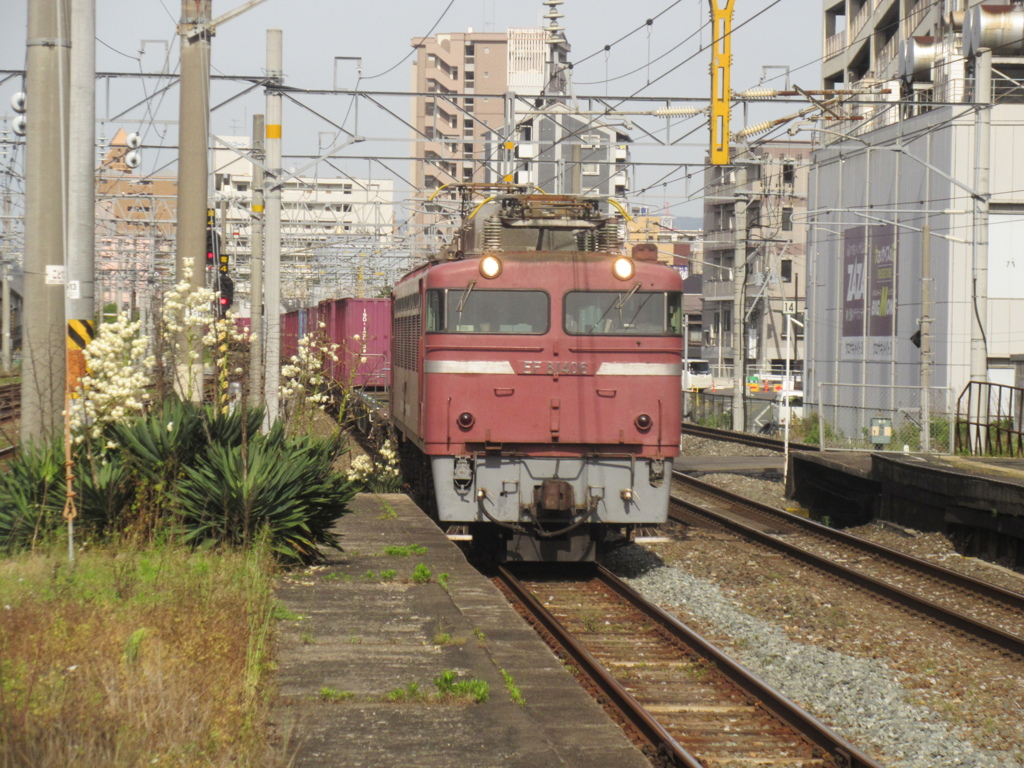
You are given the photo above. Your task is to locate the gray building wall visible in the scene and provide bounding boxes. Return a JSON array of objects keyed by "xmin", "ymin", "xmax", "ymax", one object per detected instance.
[{"xmin": 807, "ymin": 103, "xmax": 1024, "ymax": 419}]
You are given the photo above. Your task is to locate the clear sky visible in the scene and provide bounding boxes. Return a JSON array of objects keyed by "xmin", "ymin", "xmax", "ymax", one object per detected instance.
[{"xmin": 1, "ymin": 0, "xmax": 823, "ymax": 218}]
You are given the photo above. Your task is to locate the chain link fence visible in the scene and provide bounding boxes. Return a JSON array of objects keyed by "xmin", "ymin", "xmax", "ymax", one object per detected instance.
[{"xmin": 812, "ymin": 383, "xmax": 956, "ymax": 453}]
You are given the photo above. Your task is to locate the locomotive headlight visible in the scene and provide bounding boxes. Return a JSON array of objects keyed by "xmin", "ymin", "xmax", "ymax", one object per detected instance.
[
  {"xmin": 634, "ymin": 414, "xmax": 652, "ymax": 431},
  {"xmin": 457, "ymin": 411, "xmax": 475, "ymax": 429},
  {"xmin": 612, "ymin": 257, "xmax": 634, "ymax": 280},
  {"xmin": 480, "ymin": 255, "xmax": 503, "ymax": 278}
]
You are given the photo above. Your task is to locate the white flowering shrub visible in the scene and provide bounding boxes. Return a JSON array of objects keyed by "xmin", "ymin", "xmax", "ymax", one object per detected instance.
[
  {"xmin": 158, "ymin": 268, "xmax": 219, "ymax": 401},
  {"xmin": 346, "ymin": 439, "xmax": 402, "ymax": 493},
  {"xmin": 70, "ymin": 314, "xmax": 153, "ymax": 440},
  {"xmin": 280, "ymin": 324, "xmax": 341, "ymax": 431}
]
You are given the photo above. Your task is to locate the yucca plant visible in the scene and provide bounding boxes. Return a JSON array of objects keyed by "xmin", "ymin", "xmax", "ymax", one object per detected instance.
[
  {"xmin": 0, "ymin": 438, "xmax": 67, "ymax": 553},
  {"xmin": 174, "ymin": 430, "xmax": 354, "ymax": 563}
]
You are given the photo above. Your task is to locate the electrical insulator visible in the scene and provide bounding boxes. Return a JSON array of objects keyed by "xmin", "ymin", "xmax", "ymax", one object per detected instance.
[{"xmin": 483, "ymin": 215, "xmax": 503, "ymax": 252}]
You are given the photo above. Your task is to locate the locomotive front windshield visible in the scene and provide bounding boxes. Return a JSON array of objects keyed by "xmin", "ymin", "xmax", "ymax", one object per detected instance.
[
  {"xmin": 564, "ymin": 291, "xmax": 682, "ymax": 336},
  {"xmin": 426, "ymin": 289, "xmax": 550, "ymax": 334}
]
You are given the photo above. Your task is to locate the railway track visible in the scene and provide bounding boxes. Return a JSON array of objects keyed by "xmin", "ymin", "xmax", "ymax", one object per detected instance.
[
  {"xmin": 670, "ymin": 472, "xmax": 1024, "ymax": 657},
  {"xmin": 497, "ymin": 563, "xmax": 882, "ymax": 768},
  {"xmin": 680, "ymin": 422, "xmax": 820, "ymax": 452},
  {"xmin": 0, "ymin": 382, "xmax": 19, "ymax": 422}
]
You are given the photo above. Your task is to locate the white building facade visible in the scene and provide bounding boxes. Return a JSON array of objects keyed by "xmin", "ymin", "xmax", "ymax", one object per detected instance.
[{"xmin": 808, "ymin": 0, "xmax": 1024, "ymax": 446}]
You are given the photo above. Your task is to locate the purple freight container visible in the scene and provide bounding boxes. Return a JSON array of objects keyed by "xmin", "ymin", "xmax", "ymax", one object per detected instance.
[{"xmin": 335, "ymin": 298, "xmax": 391, "ymax": 389}]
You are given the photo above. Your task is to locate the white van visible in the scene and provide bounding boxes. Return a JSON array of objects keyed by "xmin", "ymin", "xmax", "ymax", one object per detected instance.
[
  {"xmin": 682, "ymin": 359, "xmax": 714, "ymax": 391},
  {"xmin": 772, "ymin": 390, "xmax": 804, "ymax": 425}
]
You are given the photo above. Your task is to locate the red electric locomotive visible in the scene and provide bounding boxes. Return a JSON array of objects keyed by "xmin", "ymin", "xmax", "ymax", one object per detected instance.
[{"xmin": 391, "ymin": 191, "xmax": 683, "ymax": 561}]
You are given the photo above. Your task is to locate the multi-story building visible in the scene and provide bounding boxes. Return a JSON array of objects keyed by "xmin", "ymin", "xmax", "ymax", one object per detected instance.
[
  {"xmin": 212, "ymin": 137, "xmax": 398, "ymax": 303},
  {"xmin": 409, "ymin": 4, "xmax": 631, "ymax": 257},
  {"xmin": 808, "ymin": 0, "xmax": 1024, "ymax": 444},
  {"xmin": 702, "ymin": 140, "xmax": 810, "ymax": 389}
]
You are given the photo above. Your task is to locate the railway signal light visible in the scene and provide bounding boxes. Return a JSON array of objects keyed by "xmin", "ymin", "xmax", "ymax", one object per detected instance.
[
  {"xmin": 206, "ymin": 209, "xmax": 220, "ymax": 270},
  {"xmin": 218, "ymin": 275, "xmax": 234, "ymax": 317}
]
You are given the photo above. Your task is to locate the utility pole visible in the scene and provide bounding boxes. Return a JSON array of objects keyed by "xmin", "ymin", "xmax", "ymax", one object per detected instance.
[
  {"xmin": 67, "ymin": 0, "xmax": 96, "ymax": 397},
  {"xmin": 971, "ymin": 47, "xmax": 991, "ymax": 382},
  {"xmin": 248, "ymin": 113, "xmax": 265, "ymax": 406},
  {"xmin": 731, "ymin": 166, "xmax": 748, "ymax": 431},
  {"xmin": 2, "ymin": 192, "xmax": 12, "ymax": 373},
  {"xmin": 264, "ymin": 29, "xmax": 283, "ymax": 425},
  {"xmin": 21, "ymin": 0, "xmax": 70, "ymax": 444},
  {"xmin": 921, "ymin": 224, "xmax": 932, "ymax": 452},
  {"xmin": 176, "ymin": 0, "xmax": 212, "ymax": 401}
]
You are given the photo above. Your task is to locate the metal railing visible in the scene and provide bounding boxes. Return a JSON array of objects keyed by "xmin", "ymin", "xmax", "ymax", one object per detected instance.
[{"xmin": 956, "ymin": 381, "xmax": 1024, "ymax": 457}]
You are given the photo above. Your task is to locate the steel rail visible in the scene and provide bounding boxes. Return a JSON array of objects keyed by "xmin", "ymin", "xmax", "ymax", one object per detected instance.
[
  {"xmin": 497, "ymin": 564, "xmax": 700, "ymax": 768},
  {"xmin": 499, "ymin": 563, "xmax": 882, "ymax": 768},
  {"xmin": 669, "ymin": 486, "xmax": 1024, "ymax": 657},
  {"xmin": 673, "ymin": 472, "xmax": 1024, "ymax": 610},
  {"xmin": 594, "ymin": 565, "xmax": 882, "ymax": 768},
  {"xmin": 680, "ymin": 422, "xmax": 820, "ymax": 452}
]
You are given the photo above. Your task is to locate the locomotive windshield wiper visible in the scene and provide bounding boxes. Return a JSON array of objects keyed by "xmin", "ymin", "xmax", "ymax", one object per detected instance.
[
  {"xmin": 614, "ymin": 282, "xmax": 642, "ymax": 310},
  {"xmin": 456, "ymin": 280, "xmax": 477, "ymax": 314}
]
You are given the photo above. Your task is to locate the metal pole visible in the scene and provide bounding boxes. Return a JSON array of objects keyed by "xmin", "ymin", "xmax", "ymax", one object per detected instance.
[
  {"xmin": 682, "ymin": 313, "xmax": 689, "ymax": 419},
  {"xmin": 264, "ymin": 29, "xmax": 283, "ymax": 426},
  {"xmin": 731, "ymin": 166, "xmax": 747, "ymax": 431},
  {"xmin": 248, "ymin": 113, "xmax": 265, "ymax": 406},
  {"xmin": 2, "ymin": 192, "xmax": 12, "ymax": 373},
  {"xmin": 921, "ymin": 224, "xmax": 932, "ymax": 452},
  {"xmin": 784, "ymin": 312, "xmax": 791, "ymax": 482},
  {"xmin": 22, "ymin": 0, "xmax": 70, "ymax": 444},
  {"xmin": 971, "ymin": 48, "xmax": 991, "ymax": 382},
  {"xmin": 175, "ymin": 0, "xmax": 212, "ymax": 401}
]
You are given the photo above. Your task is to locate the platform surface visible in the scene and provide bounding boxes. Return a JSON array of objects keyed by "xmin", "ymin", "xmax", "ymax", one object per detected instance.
[{"xmin": 271, "ymin": 493, "xmax": 652, "ymax": 768}]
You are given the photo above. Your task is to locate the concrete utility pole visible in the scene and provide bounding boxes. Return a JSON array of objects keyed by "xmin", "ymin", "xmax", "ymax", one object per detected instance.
[
  {"xmin": 921, "ymin": 224, "xmax": 932, "ymax": 452},
  {"xmin": 264, "ymin": 29, "xmax": 283, "ymax": 425},
  {"xmin": 67, "ymin": 0, "xmax": 96, "ymax": 394},
  {"xmin": 248, "ymin": 113, "xmax": 265, "ymax": 406},
  {"xmin": 22, "ymin": 0, "xmax": 70, "ymax": 444},
  {"xmin": 731, "ymin": 166, "xmax": 748, "ymax": 431},
  {"xmin": 971, "ymin": 47, "xmax": 991, "ymax": 382},
  {"xmin": 176, "ymin": 0, "xmax": 212, "ymax": 401},
  {"xmin": 2, "ymin": 193, "xmax": 12, "ymax": 373}
]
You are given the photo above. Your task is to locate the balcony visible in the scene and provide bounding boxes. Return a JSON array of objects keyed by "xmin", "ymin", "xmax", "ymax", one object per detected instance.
[{"xmin": 824, "ymin": 29, "xmax": 847, "ymax": 61}]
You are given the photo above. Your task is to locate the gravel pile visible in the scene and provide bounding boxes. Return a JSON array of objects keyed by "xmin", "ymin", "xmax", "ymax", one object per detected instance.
[{"xmin": 606, "ymin": 546, "xmax": 1023, "ymax": 768}]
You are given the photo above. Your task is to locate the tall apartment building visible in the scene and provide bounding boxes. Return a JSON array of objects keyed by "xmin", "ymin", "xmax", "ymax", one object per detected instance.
[
  {"xmin": 808, "ymin": 0, "xmax": 1024, "ymax": 443},
  {"xmin": 702, "ymin": 141, "xmax": 811, "ymax": 393},
  {"xmin": 409, "ymin": 7, "xmax": 630, "ymax": 257},
  {"xmin": 211, "ymin": 137, "xmax": 397, "ymax": 305}
]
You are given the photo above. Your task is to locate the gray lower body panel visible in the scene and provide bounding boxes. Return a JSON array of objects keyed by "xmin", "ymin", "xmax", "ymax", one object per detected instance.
[{"xmin": 431, "ymin": 454, "xmax": 672, "ymax": 525}]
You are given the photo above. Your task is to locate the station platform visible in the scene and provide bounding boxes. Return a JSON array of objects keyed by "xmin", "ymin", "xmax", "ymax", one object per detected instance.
[
  {"xmin": 270, "ymin": 494, "xmax": 651, "ymax": 768},
  {"xmin": 789, "ymin": 450, "xmax": 1024, "ymax": 565}
]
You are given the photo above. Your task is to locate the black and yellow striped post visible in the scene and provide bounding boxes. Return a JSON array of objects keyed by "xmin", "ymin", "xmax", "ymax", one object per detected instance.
[{"xmin": 67, "ymin": 319, "xmax": 95, "ymax": 396}]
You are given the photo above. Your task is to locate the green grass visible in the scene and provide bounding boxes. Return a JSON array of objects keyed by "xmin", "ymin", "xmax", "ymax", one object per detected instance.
[
  {"xmin": 434, "ymin": 670, "xmax": 489, "ymax": 703},
  {"xmin": 381, "ymin": 544, "xmax": 427, "ymax": 557},
  {"xmin": 411, "ymin": 563, "xmax": 432, "ymax": 584},
  {"xmin": 500, "ymin": 669, "xmax": 525, "ymax": 706},
  {"xmin": 0, "ymin": 540, "xmax": 280, "ymax": 767}
]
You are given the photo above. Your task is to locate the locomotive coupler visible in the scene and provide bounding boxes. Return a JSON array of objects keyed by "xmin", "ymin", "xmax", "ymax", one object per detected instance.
[{"xmin": 533, "ymin": 479, "xmax": 575, "ymax": 513}]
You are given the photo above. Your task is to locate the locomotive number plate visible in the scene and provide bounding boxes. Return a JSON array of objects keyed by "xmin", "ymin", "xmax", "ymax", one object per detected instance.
[{"xmin": 522, "ymin": 361, "xmax": 590, "ymax": 375}]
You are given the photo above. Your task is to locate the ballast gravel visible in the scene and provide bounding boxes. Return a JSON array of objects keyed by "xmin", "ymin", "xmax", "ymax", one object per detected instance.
[{"xmin": 606, "ymin": 546, "xmax": 1023, "ymax": 768}]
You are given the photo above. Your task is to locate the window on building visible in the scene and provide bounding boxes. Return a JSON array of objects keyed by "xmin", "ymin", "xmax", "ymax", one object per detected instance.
[
  {"xmin": 782, "ymin": 207, "xmax": 793, "ymax": 231},
  {"xmin": 582, "ymin": 163, "xmax": 599, "ymax": 175},
  {"xmin": 462, "ymin": 167, "xmax": 473, "ymax": 182},
  {"xmin": 782, "ymin": 162, "xmax": 795, "ymax": 185},
  {"xmin": 781, "ymin": 259, "xmax": 792, "ymax": 282}
]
